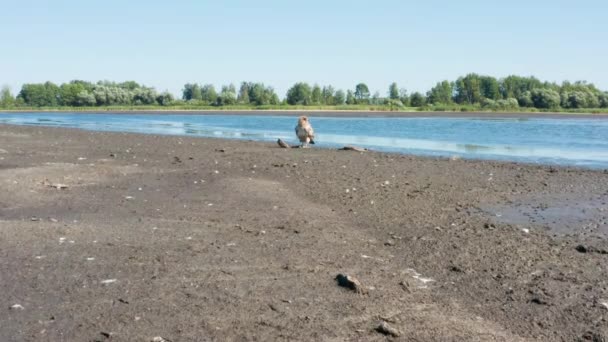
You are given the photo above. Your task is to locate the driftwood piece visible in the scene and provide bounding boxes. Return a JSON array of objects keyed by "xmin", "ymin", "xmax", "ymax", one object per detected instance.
[
  {"xmin": 277, "ymin": 139, "xmax": 292, "ymax": 148},
  {"xmin": 277, "ymin": 139, "xmax": 302, "ymax": 149},
  {"xmin": 339, "ymin": 145, "xmax": 368, "ymax": 152}
]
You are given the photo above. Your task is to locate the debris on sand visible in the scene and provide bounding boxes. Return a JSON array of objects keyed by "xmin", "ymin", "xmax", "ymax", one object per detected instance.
[
  {"xmin": 339, "ymin": 146, "xmax": 368, "ymax": 152},
  {"xmin": 151, "ymin": 336, "xmax": 172, "ymax": 342},
  {"xmin": 335, "ymin": 274, "xmax": 368, "ymax": 295},
  {"xmin": 399, "ymin": 280, "xmax": 411, "ymax": 292},
  {"xmin": 9, "ymin": 304, "xmax": 24, "ymax": 310},
  {"xmin": 100, "ymin": 279, "xmax": 117, "ymax": 285},
  {"xmin": 404, "ymin": 268, "xmax": 435, "ymax": 288},
  {"xmin": 581, "ymin": 331, "xmax": 605, "ymax": 342},
  {"xmin": 375, "ymin": 321, "xmax": 401, "ymax": 337},
  {"xmin": 576, "ymin": 244, "xmax": 608, "ymax": 254},
  {"xmin": 47, "ymin": 183, "xmax": 68, "ymax": 190}
]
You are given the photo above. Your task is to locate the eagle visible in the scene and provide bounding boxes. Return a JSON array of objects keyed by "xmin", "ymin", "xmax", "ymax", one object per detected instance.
[{"xmin": 295, "ymin": 116, "xmax": 315, "ymax": 148}]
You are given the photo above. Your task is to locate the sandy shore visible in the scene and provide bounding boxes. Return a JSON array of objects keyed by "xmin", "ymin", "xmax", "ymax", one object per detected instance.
[{"xmin": 1, "ymin": 124, "xmax": 607, "ymax": 341}]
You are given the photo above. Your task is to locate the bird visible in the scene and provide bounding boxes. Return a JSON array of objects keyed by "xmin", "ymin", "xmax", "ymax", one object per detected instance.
[{"xmin": 295, "ymin": 116, "xmax": 315, "ymax": 148}]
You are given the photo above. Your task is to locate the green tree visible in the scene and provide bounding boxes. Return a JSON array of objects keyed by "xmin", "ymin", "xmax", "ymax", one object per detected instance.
[
  {"xmin": 237, "ymin": 82, "xmax": 250, "ymax": 104},
  {"xmin": 182, "ymin": 83, "xmax": 202, "ymax": 101},
  {"xmin": 345, "ymin": 90, "xmax": 355, "ymax": 105},
  {"xmin": 454, "ymin": 74, "xmax": 482, "ymax": 104},
  {"xmin": 322, "ymin": 85, "xmax": 335, "ymax": 105},
  {"xmin": 119, "ymin": 81, "xmax": 141, "ymax": 90},
  {"xmin": 60, "ymin": 83, "xmax": 87, "ymax": 106},
  {"xmin": 334, "ymin": 89, "xmax": 345, "ymax": 105},
  {"xmin": 18, "ymin": 82, "xmax": 60, "ymax": 107},
  {"xmin": 286, "ymin": 82, "xmax": 312, "ymax": 105},
  {"xmin": 399, "ymin": 88, "xmax": 409, "ymax": 106},
  {"xmin": 311, "ymin": 84, "xmax": 322, "ymax": 105},
  {"xmin": 499, "ymin": 76, "xmax": 542, "ymax": 99},
  {"xmin": 599, "ymin": 93, "xmax": 608, "ymax": 108},
  {"xmin": 518, "ymin": 91, "xmax": 534, "ymax": 107},
  {"xmin": 216, "ymin": 84, "xmax": 237, "ymax": 106},
  {"xmin": 75, "ymin": 90, "xmax": 96, "ymax": 106},
  {"xmin": 132, "ymin": 87, "xmax": 158, "ymax": 105},
  {"xmin": 530, "ymin": 89, "xmax": 560, "ymax": 109},
  {"xmin": 354, "ymin": 83, "xmax": 370, "ymax": 103},
  {"xmin": 156, "ymin": 92, "xmax": 174, "ymax": 106},
  {"xmin": 427, "ymin": 81, "xmax": 453, "ymax": 104},
  {"xmin": 201, "ymin": 84, "xmax": 217, "ymax": 104},
  {"xmin": 371, "ymin": 91, "xmax": 381, "ymax": 105},
  {"xmin": 388, "ymin": 82, "xmax": 399, "ymax": 100},
  {"xmin": 480, "ymin": 76, "xmax": 500, "ymax": 100},
  {"xmin": 409, "ymin": 92, "xmax": 426, "ymax": 107},
  {"xmin": 0, "ymin": 86, "xmax": 15, "ymax": 107}
]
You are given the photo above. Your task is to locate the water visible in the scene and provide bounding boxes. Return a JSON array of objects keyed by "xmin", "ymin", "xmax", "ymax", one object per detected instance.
[{"xmin": 1, "ymin": 112, "xmax": 608, "ymax": 169}]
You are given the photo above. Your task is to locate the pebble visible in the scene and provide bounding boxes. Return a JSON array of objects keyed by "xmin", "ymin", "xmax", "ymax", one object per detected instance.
[
  {"xmin": 10, "ymin": 304, "xmax": 24, "ymax": 310},
  {"xmin": 375, "ymin": 321, "xmax": 401, "ymax": 337}
]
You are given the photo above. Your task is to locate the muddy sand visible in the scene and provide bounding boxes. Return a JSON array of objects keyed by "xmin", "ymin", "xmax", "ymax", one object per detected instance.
[{"xmin": 1, "ymin": 124, "xmax": 607, "ymax": 341}]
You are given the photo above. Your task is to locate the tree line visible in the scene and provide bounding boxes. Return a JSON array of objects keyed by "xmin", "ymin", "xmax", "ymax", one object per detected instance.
[{"xmin": 1, "ymin": 74, "xmax": 607, "ymax": 110}]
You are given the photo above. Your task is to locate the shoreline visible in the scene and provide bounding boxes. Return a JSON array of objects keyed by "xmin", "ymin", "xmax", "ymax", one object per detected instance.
[{"xmin": 2, "ymin": 108, "xmax": 608, "ymax": 119}]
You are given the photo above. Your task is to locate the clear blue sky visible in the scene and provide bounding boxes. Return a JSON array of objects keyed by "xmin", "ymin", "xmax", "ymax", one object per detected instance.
[{"xmin": 1, "ymin": 0, "xmax": 606, "ymax": 97}]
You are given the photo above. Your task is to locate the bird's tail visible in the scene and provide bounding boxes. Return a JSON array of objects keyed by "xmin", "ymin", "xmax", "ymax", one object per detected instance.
[{"xmin": 310, "ymin": 139, "xmax": 315, "ymax": 144}]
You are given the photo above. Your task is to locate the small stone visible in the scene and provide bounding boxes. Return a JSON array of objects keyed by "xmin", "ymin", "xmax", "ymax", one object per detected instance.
[
  {"xmin": 10, "ymin": 304, "xmax": 24, "ymax": 310},
  {"xmin": 335, "ymin": 274, "xmax": 368, "ymax": 295},
  {"xmin": 375, "ymin": 321, "xmax": 401, "ymax": 337}
]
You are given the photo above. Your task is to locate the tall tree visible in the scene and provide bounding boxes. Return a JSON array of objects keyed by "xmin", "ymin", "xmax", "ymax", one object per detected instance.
[
  {"xmin": 334, "ymin": 89, "xmax": 346, "ymax": 105},
  {"xmin": 454, "ymin": 74, "xmax": 482, "ymax": 104},
  {"xmin": 354, "ymin": 83, "xmax": 370, "ymax": 103},
  {"xmin": 0, "ymin": 86, "xmax": 15, "ymax": 107},
  {"xmin": 311, "ymin": 84, "xmax": 322, "ymax": 105},
  {"xmin": 182, "ymin": 83, "xmax": 202, "ymax": 101},
  {"xmin": 388, "ymin": 82, "xmax": 399, "ymax": 100},
  {"xmin": 200, "ymin": 84, "xmax": 217, "ymax": 104},
  {"xmin": 480, "ymin": 76, "xmax": 500, "ymax": 100},
  {"xmin": 237, "ymin": 82, "xmax": 250, "ymax": 104},
  {"xmin": 346, "ymin": 90, "xmax": 356, "ymax": 105},
  {"xmin": 322, "ymin": 85, "xmax": 335, "ymax": 105}
]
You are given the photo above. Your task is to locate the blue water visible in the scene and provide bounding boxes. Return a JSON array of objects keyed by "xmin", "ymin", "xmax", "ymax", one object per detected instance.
[{"xmin": 1, "ymin": 112, "xmax": 608, "ymax": 169}]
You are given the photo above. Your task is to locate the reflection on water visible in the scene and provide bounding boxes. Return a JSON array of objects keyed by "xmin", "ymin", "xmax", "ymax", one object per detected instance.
[{"xmin": 1, "ymin": 112, "xmax": 608, "ymax": 169}]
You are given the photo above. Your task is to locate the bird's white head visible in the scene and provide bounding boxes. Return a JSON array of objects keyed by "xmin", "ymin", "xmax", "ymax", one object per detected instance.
[{"xmin": 298, "ymin": 116, "xmax": 309, "ymax": 126}]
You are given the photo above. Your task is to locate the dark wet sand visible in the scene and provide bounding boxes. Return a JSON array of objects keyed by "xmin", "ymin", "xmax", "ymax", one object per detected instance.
[{"xmin": 1, "ymin": 124, "xmax": 607, "ymax": 341}]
